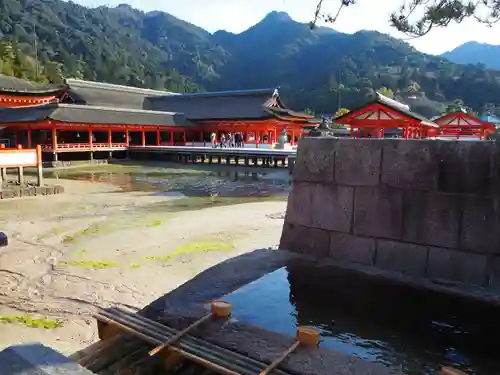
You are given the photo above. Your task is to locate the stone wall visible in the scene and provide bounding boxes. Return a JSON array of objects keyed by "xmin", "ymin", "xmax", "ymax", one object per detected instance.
[{"xmin": 280, "ymin": 137, "xmax": 500, "ymax": 291}]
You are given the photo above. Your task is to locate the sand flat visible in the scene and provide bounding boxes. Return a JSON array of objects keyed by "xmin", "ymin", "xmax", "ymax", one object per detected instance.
[{"xmin": 0, "ymin": 178, "xmax": 286, "ymax": 354}]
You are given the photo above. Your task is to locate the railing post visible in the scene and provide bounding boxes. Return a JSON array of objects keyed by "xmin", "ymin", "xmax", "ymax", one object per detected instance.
[
  {"xmin": 17, "ymin": 166, "xmax": 24, "ymax": 186},
  {"xmin": 36, "ymin": 145, "xmax": 43, "ymax": 187}
]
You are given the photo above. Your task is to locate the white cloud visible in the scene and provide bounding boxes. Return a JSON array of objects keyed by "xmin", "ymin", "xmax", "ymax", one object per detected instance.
[{"xmin": 73, "ymin": 0, "xmax": 500, "ymax": 55}]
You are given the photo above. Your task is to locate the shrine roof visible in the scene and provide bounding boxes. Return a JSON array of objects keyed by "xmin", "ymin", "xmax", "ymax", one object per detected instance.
[
  {"xmin": 0, "ymin": 74, "xmax": 66, "ymax": 95},
  {"xmin": 144, "ymin": 88, "xmax": 316, "ymax": 122},
  {"xmin": 0, "ymin": 103, "xmax": 194, "ymax": 127},
  {"xmin": 434, "ymin": 111, "xmax": 496, "ymax": 129},
  {"xmin": 335, "ymin": 92, "xmax": 436, "ymax": 126},
  {"xmin": 64, "ymin": 78, "xmax": 177, "ymax": 110}
]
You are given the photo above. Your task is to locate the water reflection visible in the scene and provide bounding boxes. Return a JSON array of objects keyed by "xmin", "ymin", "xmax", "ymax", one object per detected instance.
[
  {"xmin": 224, "ymin": 266, "xmax": 500, "ymax": 375},
  {"xmin": 47, "ymin": 164, "xmax": 290, "ymax": 199}
]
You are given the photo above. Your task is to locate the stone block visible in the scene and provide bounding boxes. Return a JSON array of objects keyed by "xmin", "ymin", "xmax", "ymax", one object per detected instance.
[
  {"xmin": 293, "ymin": 137, "xmax": 336, "ymax": 183},
  {"xmin": 10, "ymin": 188, "xmax": 21, "ymax": 198},
  {"xmin": 438, "ymin": 141, "xmax": 493, "ymax": 194},
  {"xmin": 427, "ymin": 247, "xmax": 487, "ymax": 286},
  {"xmin": 310, "ymin": 184, "xmax": 353, "ymax": 233},
  {"xmin": 460, "ymin": 195, "xmax": 500, "ymax": 254},
  {"xmin": 403, "ymin": 191, "xmax": 460, "ymax": 249},
  {"xmin": 381, "ymin": 139, "xmax": 439, "ymax": 190},
  {"xmin": 353, "ymin": 186, "xmax": 403, "ymax": 239},
  {"xmin": 0, "ymin": 342, "xmax": 95, "ymax": 375},
  {"xmin": 335, "ymin": 139, "xmax": 382, "ymax": 186},
  {"xmin": 34, "ymin": 186, "xmax": 46, "ymax": 196},
  {"xmin": 284, "ymin": 182, "xmax": 314, "ymax": 227},
  {"xmin": 21, "ymin": 187, "xmax": 34, "ymax": 197},
  {"xmin": 1, "ymin": 190, "xmax": 13, "ymax": 199},
  {"xmin": 45, "ymin": 187, "xmax": 55, "ymax": 195},
  {"xmin": 329, "ymin": 232, "xmax": 375, "ymax": 265},
  {"xmin": 54, "ymin": 185, "xmax": 65, "ymax": 194},
  {"xmin": 279, "ymin": 223, "xmax": 330, "ymax": 258},
  {"xmin": 376, "ymin": 240, "xmax": 428, "ymax": 276}
]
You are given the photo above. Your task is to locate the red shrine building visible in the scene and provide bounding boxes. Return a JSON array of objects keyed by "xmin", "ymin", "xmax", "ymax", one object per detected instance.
[
  {"xmin": 433, "ymin": 110, "xmax": 496, "ymax": 140},
  {"xmin": 334, "ymin": 93, "xmax": 440, "ymax": 139},
  {"xmin": 0, "ymin": 76, "xmax": 317, "ymax": 160}
]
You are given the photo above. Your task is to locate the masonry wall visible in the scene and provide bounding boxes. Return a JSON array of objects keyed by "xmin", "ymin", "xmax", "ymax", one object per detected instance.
[{"xmin": 280, "ymin": 137, "xmax": 500, "ymax": 290}]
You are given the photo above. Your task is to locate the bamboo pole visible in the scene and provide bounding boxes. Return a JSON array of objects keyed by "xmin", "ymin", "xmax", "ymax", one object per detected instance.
[
  {"xmin": 102, "ymin": 308, "xmax": 281, "ymax": 375},
  {"xmin": 258, "ymin": 341, "xmax": 300, "ymax": 375},
  {"xmin": 149, "ymin": 312, "xmax": 213, "ymax": 356},
  {"xmin": 94, "ymin": 312, "xmax": 257, "ymax": 375}
]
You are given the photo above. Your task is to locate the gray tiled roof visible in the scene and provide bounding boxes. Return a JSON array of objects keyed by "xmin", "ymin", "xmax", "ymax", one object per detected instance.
[
  {"xmin": 144, "ymin": 88, "xmax": 280, "ymax": 120},
  {"xmin": 0, "ymin": 103, "xmax": 194, "ymax": 127},
  {"xmin": 64, "ymin": 79, "xmax": 178, "ymax": 110},
  {"xmin": 0, "ymin": 74, "xmax": 64, "ymax": 94}
]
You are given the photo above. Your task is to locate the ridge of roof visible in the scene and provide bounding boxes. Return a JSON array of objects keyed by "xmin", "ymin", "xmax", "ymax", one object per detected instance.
[
  {"xmin": 64, "ymin": 79, "xmax": 179, "ymax": 96},
  {"xmin": 55, "ymin": 103, "xmax": 181, "ymax": 115},
  {"xmin": 0, "ymin": 74, "xmax": 66, "ymax": 94},
  {"xmin": 149, "ymin": 88, "xmax": 277, "ymax": 100}
]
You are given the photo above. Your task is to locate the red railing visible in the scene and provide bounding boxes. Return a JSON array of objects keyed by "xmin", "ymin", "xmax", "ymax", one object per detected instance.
[{"xmin": 41, "ymin": 143, "xmax": 128, "ymax": 151}]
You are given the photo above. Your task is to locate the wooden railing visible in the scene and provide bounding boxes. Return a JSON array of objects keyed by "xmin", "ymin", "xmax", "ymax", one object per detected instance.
[{"xmin": 41, "ymin": 143, "xmax": 128, "ymax": 151}]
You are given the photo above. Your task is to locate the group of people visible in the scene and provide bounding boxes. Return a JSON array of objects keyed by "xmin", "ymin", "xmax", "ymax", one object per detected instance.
[{"xmin": 210, "ymin": 132, "xmax": 245, "ymax": 148}]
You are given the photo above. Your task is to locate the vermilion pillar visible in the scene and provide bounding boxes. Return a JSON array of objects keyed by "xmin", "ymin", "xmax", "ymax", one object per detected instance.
[
  {"xmin": 141, "ymin": 130, "xmax": 146, "ymax": 146},
  {"xmin": 156, "ymin": 130, "xmax": 161, "ymax": 146},
  {"xmin": 170, "ymin": 131, "xmax": 174, "ymax": 145},
  {"xmin": 108, "ymin": 128, "xmax": 112, "ymax": 145},
  {"xmin": 125, "ymin": 129, "xmax": 129, "ymax": 146},
  {"xmin": 52, "ymin": 128, "xmax": 57, "ymax": 150},
  {"xmin": 27, "ymin": 127, "xmax": 32, "ymax": 148},
  {"xmin": 88, "ymin": 128, "xmax": 93, "ymax": 149}
]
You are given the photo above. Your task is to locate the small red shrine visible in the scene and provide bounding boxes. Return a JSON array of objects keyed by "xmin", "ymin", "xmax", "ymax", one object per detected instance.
[
  {"xmin": 334, "ymin": 93, "xmax": 439, "ymax": 138},
  {"xmin": 434, "ymin": 111, "xmax": 496, "ymax": 139},
  {"xmin": 0, "ymin": 77, "xmax": 318, "ymax": 160}
]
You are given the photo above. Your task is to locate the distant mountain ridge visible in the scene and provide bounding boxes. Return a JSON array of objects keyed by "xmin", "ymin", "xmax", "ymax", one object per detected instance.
[
  {"xmin": 441, "ymin": 41, "xmax": 500, "ymax": 69},
  {"xmin": 0, "ymin": 0, "xmax": 500, "ymax": 116}
]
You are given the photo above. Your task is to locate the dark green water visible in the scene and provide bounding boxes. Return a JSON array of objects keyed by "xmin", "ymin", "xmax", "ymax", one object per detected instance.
[{"xmin": 225, "ymin": 267, "xmax": 500, "ymax": 375}]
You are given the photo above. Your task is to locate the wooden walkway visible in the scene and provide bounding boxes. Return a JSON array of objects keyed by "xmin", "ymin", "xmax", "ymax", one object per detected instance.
[{"xmin": 128, "ymin": 146, "xmax": 297, "ymax": 171}]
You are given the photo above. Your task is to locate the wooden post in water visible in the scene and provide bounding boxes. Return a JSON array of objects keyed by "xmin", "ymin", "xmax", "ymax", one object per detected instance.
[{"xmin": 17, "ymin": 166, "xmax": 24, "ymax": 186}]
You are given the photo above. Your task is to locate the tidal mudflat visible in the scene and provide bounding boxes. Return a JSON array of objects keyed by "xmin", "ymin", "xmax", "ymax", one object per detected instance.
[{"xmin": 0, "ymin": 164, "xmax": 289, "ymax": 354}]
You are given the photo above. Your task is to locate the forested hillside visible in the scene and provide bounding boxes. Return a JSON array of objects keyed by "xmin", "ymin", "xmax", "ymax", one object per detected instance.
[{"xmin": 1, "ymin": 0, "xmax": 500, "ymax": 116}]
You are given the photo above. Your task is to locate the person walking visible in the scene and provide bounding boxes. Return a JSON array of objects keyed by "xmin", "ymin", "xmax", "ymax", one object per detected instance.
[{"xmin": 210, "ymin": 132, "xmax": 216, "ymax": 148}]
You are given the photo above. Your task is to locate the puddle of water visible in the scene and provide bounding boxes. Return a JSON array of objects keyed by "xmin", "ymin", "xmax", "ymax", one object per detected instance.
[
  {"xmin": 224, "ymin": 267, "xmax": 500, "ymax": 375},
  {"xmin": 48, "ymin": 164, "xmax": 289, "ymax": 196},
  {"xmin": 44, "ymin": 164, "xmax": 290, "ymax": 211}
]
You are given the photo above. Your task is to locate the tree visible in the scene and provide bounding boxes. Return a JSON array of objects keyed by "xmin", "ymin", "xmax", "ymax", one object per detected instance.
[
  {"xmin": 312, "ymin": 0, "xmax": 500, "ymax": 37},
  {"xmin": 378, "ymin": 87, "xmax": 393, "ymax": 99},
  {"xmin": 444, "ymin": 99, "xmax": 465, "ymax": 113},
  {"xmin": 334, "ymin": 107, "xmax": 350, "ymax": 118}
]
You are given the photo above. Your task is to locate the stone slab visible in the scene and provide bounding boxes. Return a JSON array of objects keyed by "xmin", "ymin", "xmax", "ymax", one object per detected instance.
[
  {"xmin": 382, "ymin": 140, "xmax": 439, "ymax": 190},
  {"xmin": 310, "ymin": 184, "xmax": 354, "ymax": 233},
  {"xmin": 0, "ymin": 343, "xmax": 94, "ymax": 375},
  {"xmin": 460, "ymin": 195, "xmax": 500, "ymax": 254},
  {"xmin": 353, "ymin": 186, "xmax": 403, "ymax": 239},
  {"xmin": 438, "ymin": 141, "xmax": 493, "ymax": 195},
  {"xmin": 427, "ymin": 247, "xmax": 487, "ymax": 286},
  {"xmin": 335, "ymin": 139, "xmax": 382, "ymax": 186},
  {"xmin": 403, "ymin": 191, "xmax": 460, "ymax": 249},
  {"xmin": 284, "ymin": 182, "xmax": 314, "ymax": 227},
  {"xmin": 330, "ymin": 232, "xmax": 375, "ymax": 265},
  {"xmin": 280, "ymin": 223, "xmax": 330, "ymax": 259},
  {"xmin": 375, "ymin": 240, "xmax": 428, "ymax": 276},
  {"xmin": 293, "ymin": 137, "xmax": 336, "ymax": 183}
]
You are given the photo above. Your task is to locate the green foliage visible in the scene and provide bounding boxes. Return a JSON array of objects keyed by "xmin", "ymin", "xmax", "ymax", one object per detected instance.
[
  {"xmin": 378, "ymin": 87, "xmax": 394, "ymax": 98},
  {"xmin": 0, "ymin": 1, "xmax": 499, "ymax": 118},
  {"xmin": 0, "ymin": 315, "xmax": 63, "ymax": 329},
  {"xmin": 334, "ymin": 107, "xmax": 350, "ymax": 118},
  {"xmin": 313, "ymin": 1, "xmax": 500, "ymax": 37}
]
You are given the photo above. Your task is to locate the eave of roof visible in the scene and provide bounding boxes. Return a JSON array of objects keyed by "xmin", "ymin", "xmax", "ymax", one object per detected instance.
[
  {"xmin": 0, "ymin": 103, "xmax": 195, "ymax": 127},
  {"xmin": 0, "ymin": 74, "xmax": 66, "ymax": 95},
  {"xmin": 334, "ymin": 95, "xmax": 431, "ymax": 124},
  {"xmin": 64, "ymin": 78, "xmax": 177, "ymax": 96}
]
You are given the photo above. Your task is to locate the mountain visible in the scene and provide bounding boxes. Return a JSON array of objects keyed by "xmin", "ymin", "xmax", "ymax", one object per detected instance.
[
  {"xmin": 442, "ymin": 42, "xmax": 500, "ymax": 70},
  {"xmin": 1, "ymin": 0, "xmax": 500, "ymax": 117}
]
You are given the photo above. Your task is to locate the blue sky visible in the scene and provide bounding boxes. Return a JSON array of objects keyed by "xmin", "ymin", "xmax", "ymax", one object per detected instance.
[{"xmin": 75, "ymin": 0, "xmax": 500, "ymax": 55}]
